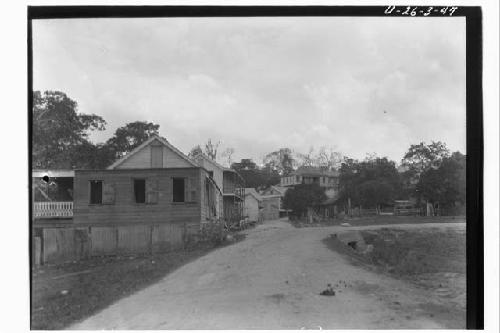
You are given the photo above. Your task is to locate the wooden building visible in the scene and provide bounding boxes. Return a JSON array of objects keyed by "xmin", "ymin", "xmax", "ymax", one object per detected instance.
[
  {"xmin": 73, "ymin": 135, "xmax": 220, "ymax": 230},
  {"xmin": 244, "ymin": 188, "xmax": 263, "ymax": 223},
  {"xmin": 280, "ymin": 166, "xmax": 339, "ymax": 191},
  {"xmin": 260, "ymin": 195, "xmax": 281, "ymax": 221},
  {"xmin": 190, "ymin": 152, "xmax": 224, "ymax": 219},
  {"xmin": 261, "ymin": 185, "xmax": 289, "ymax": 217},
  {"xmin": 222, "ymin": 169, "xmax": 245, "ymax": 226}
]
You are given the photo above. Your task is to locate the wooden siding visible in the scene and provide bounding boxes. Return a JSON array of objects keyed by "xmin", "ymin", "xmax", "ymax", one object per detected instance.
[
  {"xmin": 200, "ymin": 169, "xmax": 207, "ymax": 223},
  {"xmin": 196, "ymin": 157, "xmax": 224, "ymax": 193},
  {"xmin": 262, "ymin": 196, "xmax": 280, "ymax": 220},
  {"xmin": 74, "ymin": 168, "xmax": 204, "ymax": 226},
  {"xmin": 116, "ymin": 139, "xmax": 192, "ymax": 169},
  {"xmin": 244, "ymin": 195, "xmax": 261, "ymax": 222}
]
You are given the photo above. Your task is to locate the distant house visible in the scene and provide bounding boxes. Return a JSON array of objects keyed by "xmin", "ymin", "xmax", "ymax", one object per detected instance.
[
  {"xmin": 280, "ymin": 166, "xmax": 340, "ymax": 190},
  {"xmin": 244, "ymin": 188, "xmax": 263, "ymax": 223},
  {"xmin": 262, "ymin": 185, "xmax": 288, "ymax": 197},
  {"xmin": 260, "ymin": 195, "xmax": 281, "ymax": 221},
  {"xmin": 73, "ymin": 135, "xmax": 221, "ymax": 230},
  {"xmin": 222, "ymin": 168, "xmax": 245, "ymax": 225},
  {"xmin": 280, "ymin": 166, "xmax": 341, "ymax": 219},
  {"xmin": 261, "ymin": 185, "xmax": 289, "ymax": 217}
]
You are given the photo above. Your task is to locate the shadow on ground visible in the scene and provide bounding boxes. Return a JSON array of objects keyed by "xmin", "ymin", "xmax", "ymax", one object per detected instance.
[{"xmin": 31, "ymin": 233, "xmax": 246, "ymax": 330}]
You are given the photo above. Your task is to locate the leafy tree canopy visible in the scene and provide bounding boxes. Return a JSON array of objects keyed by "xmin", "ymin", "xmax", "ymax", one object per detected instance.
[
  {"xmin": 32, "ymin": 91, "xmax": 163, "ymax": 169},
  {"xmin": 105, "ymin": 121, "xmax": 159, "ymax": 159},
  {"xmin": 231, "ymin": 159, "xmax": 280, "ymax": 189},
  {"xmin": 263, "ymin": 148, "xmax": 295, "ymax": 176},
  {"xmin": 283, "ymin": 183, "xmax": 327, "ymax": 217},
  {"xmin": 416, "ymin": 151, "xmax": 466, "ymax": 207},
  {"xmin": 33, "ymin": 91, "xmax": 106, "ymax": 169},
  {"xmin": 401, "ymin": 141, "xmax": 450, "ymax": 176},
  {"xmin": 338, "ymin": 156, "xmax": 402, "ymax": 208}
]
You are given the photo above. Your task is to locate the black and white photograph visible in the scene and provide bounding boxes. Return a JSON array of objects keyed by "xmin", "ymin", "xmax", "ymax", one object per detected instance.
[{"xmin": 21, "ymin": 4, "xmax": 492, "ymax": 331}]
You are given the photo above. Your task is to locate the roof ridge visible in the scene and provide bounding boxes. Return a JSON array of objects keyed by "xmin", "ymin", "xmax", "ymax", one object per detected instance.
[{"xmin": 107, "ymin": 134, "xmax": 197, "ymax": 169}]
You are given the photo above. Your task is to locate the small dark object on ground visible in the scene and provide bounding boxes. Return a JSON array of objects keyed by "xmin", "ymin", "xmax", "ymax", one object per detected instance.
[{"xmin": 320, "ymin": 284, "xmax": 336, "ymax": 296}]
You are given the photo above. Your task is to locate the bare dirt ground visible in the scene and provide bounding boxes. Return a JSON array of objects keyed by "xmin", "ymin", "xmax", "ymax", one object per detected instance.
[{"xmin": 71, "ymin": 219, "xmax": 466, "ymax": 330}]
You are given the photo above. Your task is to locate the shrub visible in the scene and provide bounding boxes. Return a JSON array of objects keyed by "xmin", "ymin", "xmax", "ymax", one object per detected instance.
[
  {"xmin": 199, "ymin": 220, "xmax": 227, "ymax": 245},
  {"xmin": 283, "ymin": 183, "xmax": 327, "ymax": 217}
]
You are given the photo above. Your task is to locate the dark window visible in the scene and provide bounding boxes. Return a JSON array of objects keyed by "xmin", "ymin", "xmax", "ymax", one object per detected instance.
[
  {"xmin": 172, "ymin": 178, "xmax": 185, "ymax": 202},
  {"xmin": 90, "ymin": 180, "xmax": 102, "ymax": 204},
  {"xmin": 134, "ymin": 179, "xmax": 146, "ymax": 203}
]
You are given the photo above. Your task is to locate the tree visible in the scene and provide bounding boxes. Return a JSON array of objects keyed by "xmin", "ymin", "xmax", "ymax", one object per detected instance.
[
  {"xmin": 316, "ymin": 146, "xmax": 343, "ymax": 171},
  {"xmin": 204, "ymin": 139, "xmax": 220, "ymax": 160},
  {"xmin": 105, "ymin": 121, "xmax": 159, "ymax": 159},
  {"xmin": 220, "ymin": 147, "xmax": 235, "ymax": 167},
  {"xmin": 283, "ymin": 183, "xmax": 327, "ymax": 217},
  {"xmin": 357, "ymin": 180, "xmax": 396, "ymax": 208},
  {"xmin": 69, "ymin": 141, "xmax": 116, "ymax": 169},
  {"xmin": 188, "ymin": 145, "xmax": 203, "ymax": 159},
  {"xmin": 231, "ymin": 159, "xmax": 280, "ymax": 189},
  {"xmin": 338, "ymin": 156, "xmax": 402, "ymax": 208},
  {"xmin": 401, "ymin": 141, "xmax": 450, "ymax": 176},
  {"xmin": 32, "ymin": 90, "xmax": 106, "ymax": 169},
  {"xmin": 417, "ymin": 151, "xmax": 466, "ymax": 208},
  {"xmin": 295, "ymin": 147, "xmax": 315, "ymax": 168},
  {"xmin": 263, "ymin": 148, "xmax": 295, "ymax": 176}
]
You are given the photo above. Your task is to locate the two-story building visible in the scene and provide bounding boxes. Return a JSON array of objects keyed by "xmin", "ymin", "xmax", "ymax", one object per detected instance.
[
  {"xmin": 280, "ymin": 166, "xmax": 340, "ymax": 190},
  {"xmin": 222, "ymin": 168, "xmax": 245, "ymax": 225},
  {"xmin": 280, "ymin": 166, "xmax": 340, "ymax": 219}
]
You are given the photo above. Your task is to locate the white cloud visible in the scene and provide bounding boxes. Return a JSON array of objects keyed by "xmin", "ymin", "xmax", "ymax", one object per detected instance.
[{"xmin": 33, "ymin": 17, "xmax": 466, "ymax": 164}]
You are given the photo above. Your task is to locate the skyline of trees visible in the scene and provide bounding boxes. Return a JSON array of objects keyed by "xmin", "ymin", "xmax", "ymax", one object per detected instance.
[{"xmin": 33, "ymin": 90, "xmax": 466, "ymax": 209}]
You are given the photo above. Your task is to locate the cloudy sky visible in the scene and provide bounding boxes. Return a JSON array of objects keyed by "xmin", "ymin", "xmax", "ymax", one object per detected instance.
[{"xmin": 33, "ymin": 17, "xmax": 466, "ymax": 165}]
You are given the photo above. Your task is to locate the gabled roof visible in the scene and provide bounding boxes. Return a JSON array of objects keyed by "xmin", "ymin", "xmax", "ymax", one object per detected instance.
[
  {"xmin": 260, "ymin": 194, "xmax": 281, "ymax": 200},
  {"xmin": 244, "ymin": 188, "xmax": 262, "ymax": 201},
  {"xmin": 271, "ymin": 185, "xmax": 288, "ymax": 196},
  {"xmin": 107, "ymin": 134, "xmax": 198, "ymax": 169}
]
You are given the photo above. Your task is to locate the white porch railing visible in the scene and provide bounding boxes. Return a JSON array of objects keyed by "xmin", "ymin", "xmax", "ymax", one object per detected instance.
[{"xmin": 34, "ymin": 201, "xmax": 73, "ymax": 218}]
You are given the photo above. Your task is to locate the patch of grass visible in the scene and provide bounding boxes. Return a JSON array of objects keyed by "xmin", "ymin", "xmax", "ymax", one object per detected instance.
[
  {"xmin": 291, "ymin": 215, "xmax": 465, "ymax": 228},
  {"xmin": 360, "ymin": 228, "xmax": 466, "ymax": 276},
  {"xmin": 323, "ymin": 228, "xmax": 466, "ymax": 326},
  {"xmin": 31, "ymin": 235, "xmax": 245, "ymax": 330}
]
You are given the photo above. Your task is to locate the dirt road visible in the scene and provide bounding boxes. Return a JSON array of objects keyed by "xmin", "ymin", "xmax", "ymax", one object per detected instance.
[{"xmin": 71, "ymin": 219, "xmax": 465, "ymax": 329}]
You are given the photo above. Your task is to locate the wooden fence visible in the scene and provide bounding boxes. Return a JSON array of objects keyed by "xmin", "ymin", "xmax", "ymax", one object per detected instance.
[
  {"xmin": 32, "ymin": 223, "xmax": 197, "ymax": 266},
  {"xmin": 33, "ymin": 201, "xmax": 73, "ymax": 218}
]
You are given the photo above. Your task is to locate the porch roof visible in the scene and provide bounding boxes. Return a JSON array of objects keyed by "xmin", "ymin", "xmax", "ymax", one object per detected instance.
[{"xmin": 32, "ymin": 169, "xmax": 75, "ymax": 178}]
